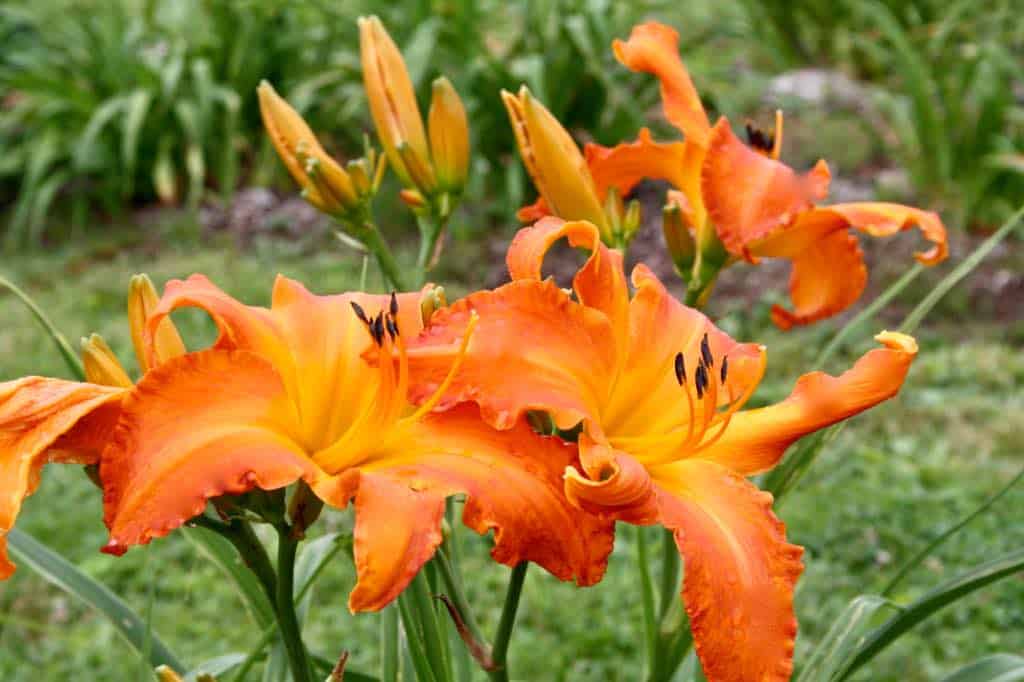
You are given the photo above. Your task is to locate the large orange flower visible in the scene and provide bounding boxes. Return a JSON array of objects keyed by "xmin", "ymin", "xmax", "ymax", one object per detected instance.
[
  {"xmin": 0, "ymin": 275, "xmax": 184, "ymax": 579},
  {"xmin": 99, "ymin": 274, "xmax": 613, "ymax": 611},
  {"xmin": 519, "ymin": 21, "xmax": 948, "ymax": 328},
  {"xmin": 404, "ymin": 218, "xmax": 920, "ymax": 681}
]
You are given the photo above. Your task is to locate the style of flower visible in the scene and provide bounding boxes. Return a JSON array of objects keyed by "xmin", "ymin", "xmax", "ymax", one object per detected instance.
[
  {"xmin": 98, "ymin": 274, "xmax": 612, "ymax": 611},
  {"xmin": 403, "ymin": 217, "xmax": 920, "ymax": 681}
]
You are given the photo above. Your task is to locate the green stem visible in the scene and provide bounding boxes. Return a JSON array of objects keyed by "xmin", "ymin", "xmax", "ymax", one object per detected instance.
[
  {"xmin": 0, "ymin": 275, "xmax": 85, "ymax": 380},
  {"xmin": 380, "ymin": 605, "xmax": 400, "ymax": 682},
  {"xmin": 415, "ymin": 214, "xmax": 448, "ymax": 287},
  {"xmin": 487, "ymin": 562, "xmax": 528, "ymax": 682},
  {"xmin": 635, "ymin": 527, "xmax": 658, "ymax": 672},
  {"xmin": 355, "ymin": 220, "xmax": 408, "ymax": 291},
  {"xmin": 409, "ymin": 568, "xmax": 451, "ymax": 680},
  {"xmin": 657, "ymin": 529, "xmax": 680, "ymax": 621},
  {"xmin": 193, "ymin": 516, "xmax": 278, "ymax": 611},
  {"xmin": 397, "ymin": 590, "xmax": 440, "ymax": 682},
  {"xmin": 275, "ymin": 527, "xmax": 313, "ymax": 682}
]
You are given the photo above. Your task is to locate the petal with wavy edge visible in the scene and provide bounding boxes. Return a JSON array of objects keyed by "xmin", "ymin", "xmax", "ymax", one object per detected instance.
[
  {"xmin": 318, "ymin": 405, "xmax": 615, "ymax": 611},
  {"xmin": 563, "ymin": 434, "xmax": 659, "ymax": 525},
  {"xmin": 815, "ymin": 203, "xmax": 947, "ymax": 264},
  {"xmin": 0, "ymin": 377, "xmax": 123, "ymax": 578},
  {"xmin": 703, "ymin": 118, "xmax": 830, "ymax": 257},
  {"xmin": 652, "ymin": 460, "xmax": 803, "ymax": 682},
  {"xmin": 612, "ymin": 22, "xmax": 711, "ymax": 147},
  {"xmin": 506, "ymin": 218, "xmax": 629, "ymax": 336},
  {"xmin": 602, "ymin": 264, "xmax": 764, "ymax": 443},
  {"xmin": 406, "ymin": 278, "xmax": 615, "ymax": 431},
  {"xmin": 772, "ymin": 229, "xmax": 867, "ymax": 329},
  {"xmin": 101, "ymin": 350, "xmax": 314, "ymax": 554},
  {"xmin": 692, "ymin": 332, "xmax": 918, "ymax": 474}
]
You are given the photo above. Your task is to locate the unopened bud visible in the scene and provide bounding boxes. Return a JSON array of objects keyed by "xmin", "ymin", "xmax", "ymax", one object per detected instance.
[
  {"xmin": 428, "ymin": 77, "xmax": 470, "ymax": 192},
  {"xmin": 397, "ymin": 142, "xmax": 437, "ymax": 196},
  {"xmin": 128, "ymin": 274, "xmax": 186, "ymax": 373},
  {"xmin": 662, "ymin": 201, "xmax": 696, "ymax": 281},
  {"xmin": 155, "ymin": 666, "xmax": 185, "ymax": 682},
  {"xmin": 400, "ymin": 188, "xmax": 427, "ymax": 210},
  {"xmin": 81, "ymin": 334, "xmax": 133, "ymax": 388}
]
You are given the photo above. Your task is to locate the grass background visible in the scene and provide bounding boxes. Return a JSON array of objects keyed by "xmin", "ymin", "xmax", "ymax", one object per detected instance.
[{"xmin": 0, "ymin": 220, "xmax": 1020, "ymax": 681}]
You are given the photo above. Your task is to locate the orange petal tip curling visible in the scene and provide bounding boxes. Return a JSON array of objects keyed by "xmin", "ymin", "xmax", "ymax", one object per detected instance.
[{"xmin": 874, "ymin": 330, "xmax": 918, "ymax": 354}]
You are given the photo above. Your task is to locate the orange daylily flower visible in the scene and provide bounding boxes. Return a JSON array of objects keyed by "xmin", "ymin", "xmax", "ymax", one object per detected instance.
[
  {"xmin": 99, "ymin": 274, "xmax": 612, "ymax": 611},
  {"xmin": 0, "ymin": 274, "xmax": 183, "ymax": 579},
  {"xmin": 404, "ymin": 218, "xmax": 920, "ymax": 682},
  {"xmin": 528, "ymin": 21, "xmax": 948, "ymax": 327}
]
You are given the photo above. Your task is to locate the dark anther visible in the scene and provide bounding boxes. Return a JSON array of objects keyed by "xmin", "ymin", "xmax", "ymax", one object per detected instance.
[
  {"xmin": 350, "ymin": 301, "xmax": 369, "ymax": 325},
  {"xmin": 700, "ymin": 333, "xmax": 714, "ymax": 369},
  {"xmin": 674, "ymin": 351, "xmax": 686, "ymax": 386},
  {"xmin": 720, "ymin": 356, "xmax": 729, "ymax": 384},
  {"xmin": 744, "ymin": 122, "xmax": 775, "ymax": 153},
  {"xmin": 371, "ymin": 313, "xmax": 385, "ymax": 346},
  {"xmin": 695, "ymin": 363, "xmax": 708, "ymax": 400},
  {"xmin": 385, "ymin": 316, "xmax": 399, "ymax": 340},
  {"xmin": 389, "ymin": 291, "xmax": 399, "ymax": 316}
]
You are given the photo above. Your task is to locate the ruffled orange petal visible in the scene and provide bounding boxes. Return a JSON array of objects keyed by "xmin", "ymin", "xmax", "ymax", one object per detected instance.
[
  {"xmin": 814, "ymin": 203, "xmax": 948, "ymax": 265},
  {"xmin": 770, "ymin": 230, "xmax": 867, "ymax": 330},
  {"xmin": 146, "ymin": 274, "xmax": 290, "ymax": 376},
  {"xmin": 563, "ymin": 434, "xmax": 659, "ymax": 524},
  {"xmin": 602, "ymin": 264, "xmax": 764, "ymax": 442},
  {"xmin": 703, "ymin": 118, "xmax": 830, "ymax": 257},
  {"xmin": 651, "ymin": 460, "xmax": 803, "ymax": 682},
  {"xmin": 406, "ymin": 279, "xmax": 616, "ymax": 431},
  {"xmin": 612, "ymin": 22, "xmax": 710, "ymax": 147},
  {"xmin": 319, "ymin": 405, "xmax": 615, "ymax": 611},
  {"xmin": 516, "ymin": 196, "xmax": 552, "ymax": 223},
  {"xmin": 506, "ymin": 217, "xmax": 629, "ymax": 336},
  {"xmin": 694, "ymin": 332, "xmax": 918, "ymax": 475},
  {"xmin": 0, "ymin": 377, "xmax": 123, "ymax": 578},
  {"xmin": 101, "ymin": 350, "xmax": 315, "ymax": 554}
]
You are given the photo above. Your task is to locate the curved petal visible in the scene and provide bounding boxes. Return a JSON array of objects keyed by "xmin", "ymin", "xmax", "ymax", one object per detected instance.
[
  {"xmin": 692, "ymin": 332, "xmax": 918, "ymax": 475},
  {"xmin": 602, "ymin": 264, "xmax": 764, "ymax": 442},
  {"xmin": 816, "ymin": 203, "xmax": 948, "ymax": 265},
  {"xmin": 563, "ymin": 434, "xmax": 659, "ymax": 524},
  {"xmin": 769, "ymin": 229, "xmax": 867, "ymax": 330},
  {"xmin": 506, "ymin": 217, "xmax": 629, "ymax": 335},
  {"xmin": 326, "ymin": 406, "xmax": 615, "ymax": 611},
  {"xmin": 612, "ymin": 22, "xmax": 710, "ymax": 146},
  {"xmin": 406, "ymin": 279, "xmax": 616, "ymax": 431},
  {"xmin": 146, "ymin": 274, "xmax": 290, "ymax": 375},
  {"xmin": 0, "ymin": 378, "xmax": 123, "ymax": 578},
  {"xmin": 703, "ymin": 118, "xmax": 830, "ymax": 257},
  {"xmin": 652, "ymin": 460, "xmax": 803, "ymax": 682},
  {"xmin": 516, "ymin": 196, "xmax": 552, "ymax": 223},
  {"xmin": 102, "ymin": 350, "xmax": 314, "ymax": 554}
]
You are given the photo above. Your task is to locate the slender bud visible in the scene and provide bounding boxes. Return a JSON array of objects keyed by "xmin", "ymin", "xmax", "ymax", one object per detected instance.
[
  {"xmin": 622, "ymin": 198, "xmax": 642, "ymax": 243},
  {"xmin": 81, "ymin": 334, "xmax": 132, "ymax": 388},
  {"xmin": 397, "ymin": 142, "xmax": 437, "ymax": 196},
  {"xmin": 258, "ymin": 80, "xmax": 359, "ymax": 214},
  {"xmin": 428, "ymin": 77, "xmax": 470, "ymax": 192},
  {"xmin": 154, "ymin": 666, "xmax": 185, "ymax": 682},
  {"xmin": 128, "ymin": 274, "xmax": 186, "ymax": 373},
  {"xmin": 501, "ymin": 86, "xmax": 610, "ymax": 239},
  {"xmin": 662, "ymin": 197, "xmax": 696, "ymax": 282},
  {"xmin": 400, "ymin": 188, "xmax": 427, "ymax": 210},
  {"xmin": 359, "ymin": 15, "xmax": 430, "ymax": 189}
]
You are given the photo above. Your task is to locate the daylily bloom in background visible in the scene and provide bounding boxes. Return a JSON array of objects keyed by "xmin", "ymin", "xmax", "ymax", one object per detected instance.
[
  {"xmin": 405, "ymin": 218, "xmax": 920, "ymax": 681},
  {"xmin": 0, "ymin": 275, "xmax": 183, "ymax": 579},
  {"xmin": 359, "ymin": 15, "xmax": 470, "ymax": 212},
  {"xmin": 100, "ymin": 274, "xmax": 612, "ymax": 611},
  {"xmin": 519, "ymin": 21, "xmax": 949, "ymax": 326}
]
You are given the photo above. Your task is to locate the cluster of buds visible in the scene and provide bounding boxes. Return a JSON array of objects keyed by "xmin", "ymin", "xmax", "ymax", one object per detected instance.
[
  {"xmin": 258, "ymin": 81, "xmax": 387, "ymax": 231},
  {"xmin": 502, "ymin": 86, "xmax": 640, "ymax": 249},
  {"xmin": 359, "ymin": 15, "xmax": 469, "ymax": 221},
  {"xmin": 661, "ymin": 191, "xmax": 730, "ymax": 307}
]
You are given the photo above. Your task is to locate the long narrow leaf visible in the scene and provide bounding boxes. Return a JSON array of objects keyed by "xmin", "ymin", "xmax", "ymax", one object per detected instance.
[
  {"xmin": 181, "ymin": 526, "xmax": 276, "ymax": 629},
  {"xmin": 834, "ymin": 549, "xmax": 1024, "ymax": 680},
  {"xmin": 0, "ymin": 275, "xmax": 84, "ymax": 379},
  {"xmin": 796, "ymin": 596, "xmax": 895, "ymax": 682},
  {"xmin": 183, "ymin": 653, "xmax": 248, "ymax": 682},
  {"xmin": 939, "ymin": 654, "xmax": 1024, "ymax": 682},
  {"xmin": 6, "ymin": 528, "xmax": 185, "ymax": 672}
]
